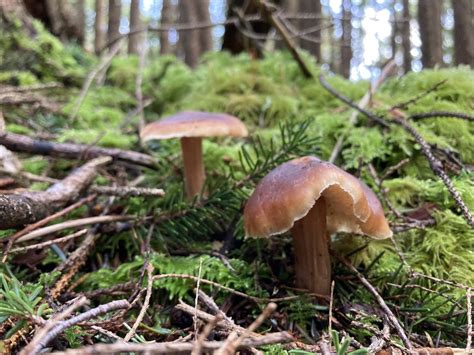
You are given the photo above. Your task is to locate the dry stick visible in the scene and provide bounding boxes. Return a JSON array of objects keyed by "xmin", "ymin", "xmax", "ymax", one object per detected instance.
[
  {"xmin": 124, "ymin": 264, "xmax": 154, "ymax": 342},
  {"xmin": 410, "ymin": 111, "xmax": 474, "ymax": 122},
  {"xmin": 329, "ymin": 60, "xmax": 396, "ymax": 163},
  {"xmin": 328, "ymin": 281, "xmax": 335, "ymax": 340},
  {"xmin": 392, "ymin": 79, "xmax": 447, "ymax": 110},
  {"xmin": 29, "ymin": 299, "xmax": 130, "ymax": 354},
  {"xmin": 0, "ymin": 82, "xmax": 62, "ymax": 94},
  {"xmin": 14, "ymin": 215, "xmax": 134, "ymax": 244},
  {"xmin": 0, "ymin": 132, "xmax": 156, "ymax": 169},
  {"xmin": 217, "ymin": 303, "xmax": 278, "ymax": 355},
  {"xmin": 70, "ymin": 40, "xmax": 124, "ymax": 121},
  {"xmin": 20, "ymin": 296, "xmax": 89, "ymax": 355},
  {"xmin": 9, "ymin": 229, "xmax": 88, "ymax": 254},
  {"xmin": 467, "ymin": 288, "xmax": 472, "ymax": 353},
  {"xmin": 191, "ymin": 315, "xmax": 223, "ymax": 355},
  {"xmin": 319, "ymin": 74, "xmax": 474, "ymax": 228},
  {"xmin": 0, "ymin": 156, "xmax": 111, "ymax": 230},
  {"xmin": 2, "ymin": 195, "xmax": 96, "ymax": 262},
  {"xmin": 335, "ymin": 253, "xmax": 413, "ymax": 350},
  {"xmin": 50, "ymin": 331, "xmax": 293, "ymax": 354},
  {"xmin": 90, "ymin": 186, "xmax": 165, "ymax": 197},
  {"xmin": 193, "ymin": 258, "xmax": 204, "ymax": 339},
  {"xmin": 256, "ymin": 0, "xmax": 313, "ymax": 78},
  {"xmin": 152, "ymin": 273, "xmax": 310, "ymax": 303}
]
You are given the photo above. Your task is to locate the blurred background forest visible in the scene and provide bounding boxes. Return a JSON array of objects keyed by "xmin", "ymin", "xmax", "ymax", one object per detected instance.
[{"xmin": 1, "ymin": 0, "xmax": 473, "ymax": 79}]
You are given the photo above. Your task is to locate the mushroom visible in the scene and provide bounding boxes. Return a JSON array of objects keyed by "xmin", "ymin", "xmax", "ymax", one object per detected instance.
[
  {"xmin": 244, "ymin": 156, "xmax": 392, "ymax": 296},
  {"xmin": 141, "ymin": 111, "xmax": 248, "ymax": 199}
]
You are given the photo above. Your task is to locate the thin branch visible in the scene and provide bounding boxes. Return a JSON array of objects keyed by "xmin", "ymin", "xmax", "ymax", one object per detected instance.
[
  {"xmin": 14, "ymin": 215, "xmax": 135, "ymax": 244},
  {"xmin": 124, "ymin": 264, "xmax": 154, "ymax": 342},
  {"xmin": 50, "ymin": 331, "xmax": 293, "ymax": 354},
  {"xmin": 70, "ymin": 40, "xmax": 124, "ymax": 120},
  {"xmin": 9, "ymin": 229, "xmax": 88, "ymax": 255},
  {"xmin": 392, "ymin": 80, "xmax": 447, "ymax": 110},
  {"xmin": 410, "ymin": 111, "xmax": 474, "ymax": 122},
  {"xmin": 27, "ymin": 299, "xmax": 130, "ymax": 353},
  {"xmin": 191, "ymin": 315, "xmax": 223, "ymax": 355},
  {"xmin": 467, "ymin": 288, "xmax": 472, "ymax": 353},
  {"xmin": 335, "ymin": 252, "xmax": 413, "ymax": 350}
]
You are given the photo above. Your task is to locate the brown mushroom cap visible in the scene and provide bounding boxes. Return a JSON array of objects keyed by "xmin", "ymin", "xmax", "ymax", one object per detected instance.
[
  {"xmin": 244, "ymin": 156, "xmax": 392, "ymax": 239},
  {"xmin": 140, "ymin": 111, "xmax": 248, "ymax": 141}
]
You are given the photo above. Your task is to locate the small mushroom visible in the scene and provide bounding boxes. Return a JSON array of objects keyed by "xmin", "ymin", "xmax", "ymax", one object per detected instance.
[
  {"xmin": 244, "ymin": 156, "xmax": 392, "ymax": 296},
  {"xmin": 141, "ymin": 111, "xmax": 248, "ymax": 199}
]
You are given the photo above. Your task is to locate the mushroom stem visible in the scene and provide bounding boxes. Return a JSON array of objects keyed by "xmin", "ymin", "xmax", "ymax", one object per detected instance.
[
  {"xmin": 290, "ymin": 197, "xmax": 331, "ymax": 296},
  {"xmin": 180, "ymin": 137, "xmax": 205, "ymax": 199}
]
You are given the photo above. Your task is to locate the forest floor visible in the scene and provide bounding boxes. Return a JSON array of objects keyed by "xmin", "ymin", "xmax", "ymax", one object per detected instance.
[{"xmin": 0, "ymin": 17, "xmax": 474, "ymax": 354}]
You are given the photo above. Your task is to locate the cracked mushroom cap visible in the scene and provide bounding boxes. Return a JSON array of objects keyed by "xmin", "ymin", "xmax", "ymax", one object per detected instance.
[
  {"xmin": 244, "ymin": 156, "xmax": 392, "ymax": 239},
  {"xmin": 140, "ymin": 111, "xmax": 248, "ymax": 141}
]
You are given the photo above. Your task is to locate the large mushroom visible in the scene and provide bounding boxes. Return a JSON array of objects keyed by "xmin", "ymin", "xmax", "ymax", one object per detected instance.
[
  {"xmin": 141, "ymin": 111, "xmax": 248, "ymax": 199},
  {"xmin": 244, "ymin": 156, "xmax": 392, "ymax": 296}
]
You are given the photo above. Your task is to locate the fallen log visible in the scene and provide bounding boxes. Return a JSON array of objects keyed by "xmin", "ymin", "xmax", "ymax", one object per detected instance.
[
  {"xmin": 0, "ymin": 156, "xmax": 110, "ymax": 229},
  {"xmin": 0, "ymin": 132, "xmax": 156, "ymax": 169}
]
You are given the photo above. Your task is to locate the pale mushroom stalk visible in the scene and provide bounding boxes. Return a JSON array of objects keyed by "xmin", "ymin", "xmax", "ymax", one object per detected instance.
[
  {"xmin": 291, "ymin": 197, "xmax": 331, "ymax": 295},
  {"xmin": 244, "ymin": 156, "xmax": 392, "ymax": 297},
  {"xmin": 141, "ymin": 111, "xmax": 248, "ymax": 201},
  {"xmin": 180, "ymin": 137, "xmax": 205, "ymax": 199}
]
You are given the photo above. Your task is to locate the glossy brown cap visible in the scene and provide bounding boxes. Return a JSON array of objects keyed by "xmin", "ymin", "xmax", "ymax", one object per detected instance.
[
  {"xmin": 140, "ymin": 111, "xmax": 248, "ymax": 140},
  {"xmin": 244, "ymin": 156, "xmax": 392, "ymax": 239}
]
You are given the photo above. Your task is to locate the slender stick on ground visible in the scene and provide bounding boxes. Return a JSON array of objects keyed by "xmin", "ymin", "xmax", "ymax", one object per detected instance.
[
  {"xmin": 14, "ymin": 215, "xmax": 134, "ymax": 244},
  {"xmin": 124, "ymin": 264, "xmax": 154, "ymax": 342},
  {"xmin": 335, "ymin": 252, "xmax": 413, "ymax": 350},
  {"xmin": 2, "ymin": 195, "xmax": 96, "ymax": 262},
  {"xmin": 20, "ymin": 296, "xmax": 89, "ymax": 355},
  {"xmin": 410, "ymin": 111, "xmax": 474, "ymax": 122},
  {"xmin": 467, "ymin": 288, "xmax": 472, "ymax": 353},
  {"xmin": 0, "ymin": 132, "xmax": 156, "ymax": 168},
  {"xmin": 9, "ymin": 229, "xmax": 88, "ymax": 254},
  {"xmin": 50, "ymin": 331, "xmax": 293, "ymax": 354},
  {"xmin": 25, "ymin": 299, "xmax": 130, "ymax": 354}
]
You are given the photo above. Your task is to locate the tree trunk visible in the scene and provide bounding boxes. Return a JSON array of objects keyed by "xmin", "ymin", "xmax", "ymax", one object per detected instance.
[
  {"xmin": 452, "ymin": 0, "xmax": 474, "ymax": 67},
  {"xmin": 418, "ymin": 0, "xmax": 443, "ymax": 68},
  {"xmin": 77, "ymin": 0, "xmax": 86, "ymax": 46},
  {"xmin": 160, "ymin": 0, "xmax": 173, "ymax": 55},
  {"xmin": 178, "ymin": 0, "xmax": 200, "ymax": 68},
  {"xmin": 128, "ymin": 0, "xmax": 142, "ymax": 55},
  {"xmin": 297, "ymin": 0, "xmax": 322, "ymax": 62},
  {"xmin": 196, "ymin": 0, "xmax": 213, "ymax": 53},
  {"xmin": 222, "ymin": 0, "xmax": 271, "ymax": 56},
  {"xmin": 107, "ymin": 0, "xmax": 121, "ymax": 45},
  {"xmin": 340, "ymin": 0, "xmax": 352, "ymax": 78},
  {"xmin": 94, "ymin": 0, "xmax": 107, "ymax": 54},
  {"xmin": 401, "ymin": 0, "xmax": 411, "ymax": 72},
  {"xmin": 390, "ymin": 0, "xmax": 398, "ymax": 59}
]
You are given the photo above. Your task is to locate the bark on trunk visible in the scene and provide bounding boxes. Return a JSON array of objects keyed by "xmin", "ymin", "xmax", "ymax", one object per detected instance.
[
  {"xmin": 178, "ymin": 0, "xmax": 200, "ymax": 68},
  {"xmin": 160, "ymin": 0, "xmax": 173, "ymax": 55},
  {"xmin": 196, "ymin": 0, "xmax": 213, "ymax": 53},
  {"xmin": 128, "ymin": 0, "xmax": 142, "ymax": 55},
  {"xmin": 107, "ymin": 0, "xmax": 121, "ymax": 45},
  {"xmin": 401, "ymin": 0, "xmax": 411, "ymax": 72},
  {"xmin": 390, "ymin": 0, "xmax": 398, "ymax": 59},
  {"xmin": 452, "ymin": 0, "xmax": 474, "ymax": 67},
  {"xmin": 0, "ymin": 157, "xmax": 110, "ymax": 230},
  {"xmin": 76, "ymin": 0, "xmax": 85, "ymax": 46},
  {"xmin": 94, "ymin": 0, "xmax": 107, "ymax": 54},
  {"xmin": 222, "ymin": 0, "xmax": 271, "ymax": 56},
  {"xmin": 418, "ymin": 0, "xmax": 443, "ymax": 68},
  {"xmin": 340, "ymin": 0, "xmax": 352, "ymax": 78}
]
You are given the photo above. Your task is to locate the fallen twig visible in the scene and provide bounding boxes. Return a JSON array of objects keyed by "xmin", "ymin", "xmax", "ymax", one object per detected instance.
[
  {"xmin": 410, "ymin": 111, "xmax": 474, "ymax": 122},
  {"xmin": 335, "ymin": 252, "xmax": 413, "ymax": 350},
  {"xmin": 14, "ymin": 215, "xmax": 134, "ymax": 244},
  {"xmin": 191, "ymin": 315, "xmax": 223, "ymax": 355},
  {"xmin": 25, "ymin": 299, "xmax": 130, "ymax": 354},
  {"xmin": 0, "ymin": 132, "xmax": 156, "ymax": 168},
  {"xmin": 0, "ymin": 157, "xmax": 110, "ymax": 230},
  {"xmin": 9, "ymin": 229, "xmax": 88, "ymax": 255},
  {"xmin": 467, "ymin": 288, "xmax": 472, "ymax": 353},
  {"xmin": 49, "ymin": 331, "xmax": 293, "ymax": 354}
]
